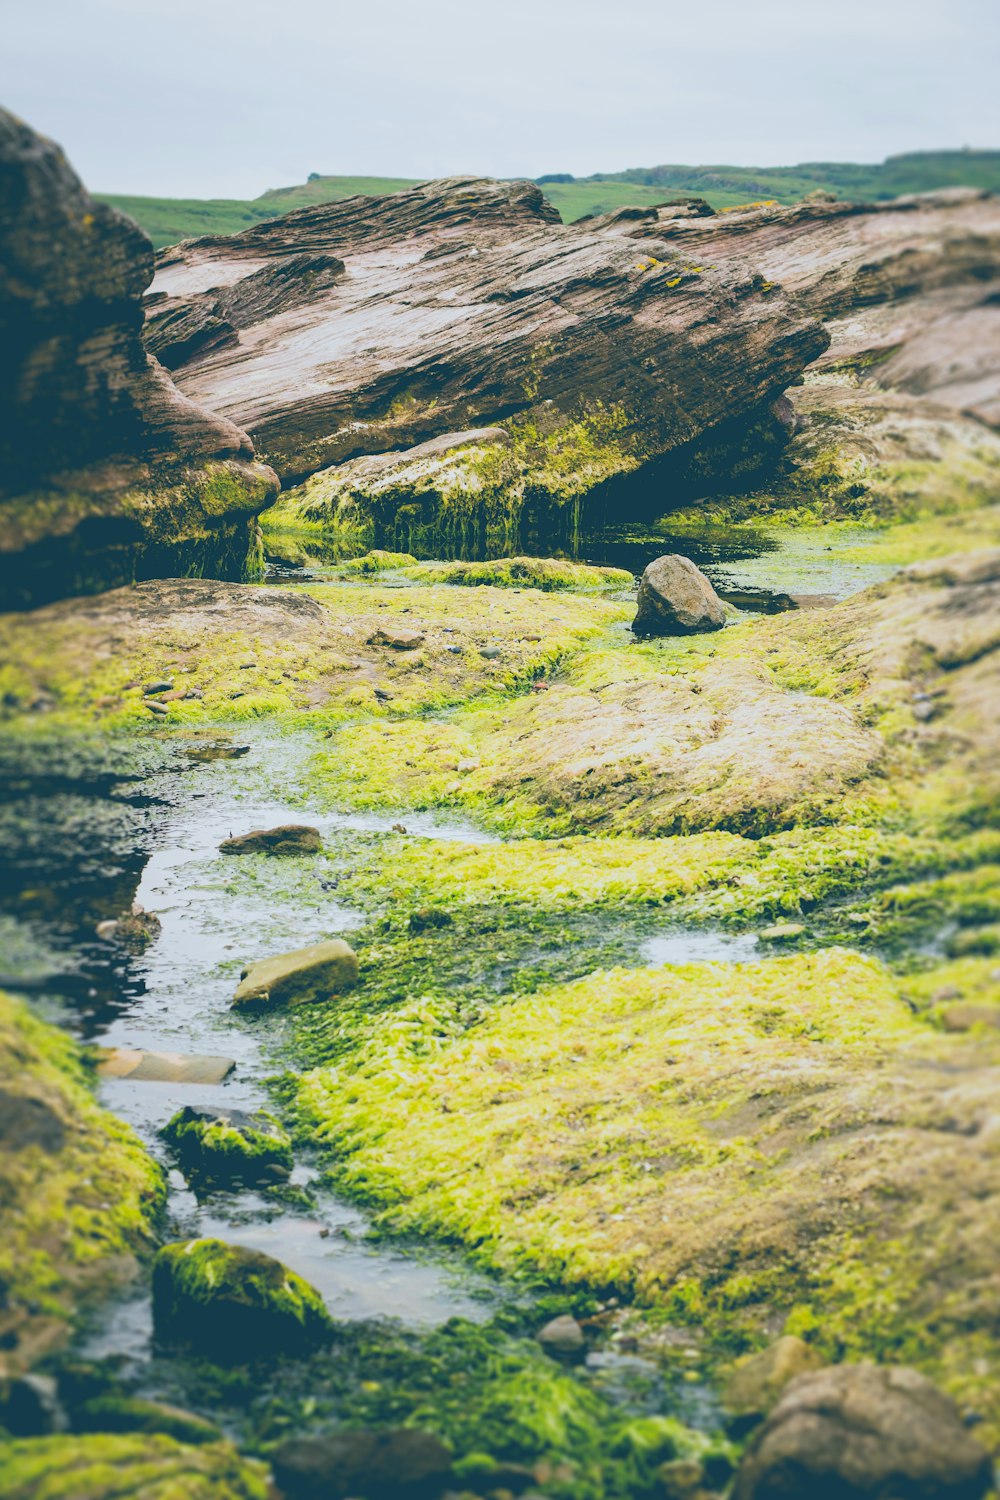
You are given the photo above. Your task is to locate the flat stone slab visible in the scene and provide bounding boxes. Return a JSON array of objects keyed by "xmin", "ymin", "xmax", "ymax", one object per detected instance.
[
  {"xmin": 97, "ymin": 1048, "xmax": 236, "ymax": 1084},
  {"xmin": 233, "ymin": 938, "xmax": 359, "ymax": 1010}
]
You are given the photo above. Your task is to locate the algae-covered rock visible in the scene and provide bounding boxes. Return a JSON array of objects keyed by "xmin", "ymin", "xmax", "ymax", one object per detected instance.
[
  {"xmin": 271, "ymin": 1428, "xmax": 454, "ymax": 1500},
  {"xmin": 0, "ymin": 991, "xmax": 164, "ymax": 1373},
  {"xmin": 233, "ymin": 939, "xmax": 359, "ymax": 1010},
  {"xmin": 0, "ymin": 1432, "xmax": 269, "ymax": 1499},
  {"xmin": 722, "ymin": 1336, "xmax": 825, "ymax": 1430},
  {"xmin": 151, "ymin": 1238, "xmax": 334, "ymax": 1357},
  {"xmin": 73, "ymin": 1395, "xmax": 222, "ymax": 1444},
  {"xmin": 219, "ymin": 824, "xmax": 322, "ymax": 856},
  {"xmin": 0, "ymin": 109, "xmax": 278, "ymax": 609},
  {"xmin": 161, "ymin": 1105, "xmax": 293, "ymax": 1185},
  {"xmin": 632, "ymin": 555, "xmax": 727, "ymax": 636},
  {"xmin": 734, "ymin": 1364, "xmax": 993, "ymax": 1500}
]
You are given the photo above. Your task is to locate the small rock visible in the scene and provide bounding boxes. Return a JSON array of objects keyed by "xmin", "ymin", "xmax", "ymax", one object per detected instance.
[
  {"xmin": 95, "ymin": 919, "xmax": 120, "ymax": 941},
  {"xmin": 537, "ymin": 1313, "xmax": 585, "ymax": 1356},
  {"xmin": 96, "ymin": 1048, "xmax": 236, "ymax": 1084},
  {"xmin": 632, "ymin": 555, "xmax": 727, "ymax": 637},
  {"xmin": 143, "ymin": 680, "xmax": 175, "ymax": 695},
  {"xmin": 723, "ymin": 1335, "xmax": 825, "ymax": 1430},
  {"xmin": 374, "ymin": 687, "xmax": 393, "ymax": 701},
  {"xmin": 456, "ymin": 758, "xmax": 480, "ymax": 773},
  {"xmin": 152, "ymin": 1238, "xmax": 334, "ymax": 1357},
  {"xmin": 94, "ymin": 903, "xmax": 161, "ymax": 953},
  {"xmin": 408, "ymin": 908, "xmax": 454, "ymax": 934},
  {"xmin": 233, "ymin": 938, "xmax": 359, "ymax": 1010},
  {"xmin": 272, "ymin": 1427, "xmax": 453, "ymax": 1500},
  {"xmin": 183, "ymin": 742, "xmax": 250, "ymax": 762},
  {"xmin": 480, "ymin": 645, "xmax": 503, "ymax": 659},
  {"xmin": 445, "ymin": 644, "xmax": 462, "ymax": 654},
  {"xmin": 758, "ymin": 922, "xmax": 805, "ymax": 943},
  {"xmin": 368, "ymin": 626, "xmax": 425, "ymax": 650},
  {"xmin": 913, "ymin": 699, "xmax": 938, "ymax": 721},
  {"xmin": 734, "ymin": 1363, "xmax": 993, "ymax": 1500},
  {"xmin": 655, "ymin": 1458, "xmax": 706, "ymax": 1499},
  {"xmin": 144, "ymin": 700, "xmax": 169, "ymax": 716},
  {"xmin": 933, "ymin": 985, "xmax": 964, "ymax": 1003},
  {"xmin": 162, "ymin": 1104, "xmax": 293, "ymax": 1184},
  {"xmin": 392, "ymin": 822, "xmax": 408, "ymax": 834},
  {"xmin": 219, "ymin": 824, "xmax": 323, "ymax": 856},
  {"xmin": 940, "ymin": 1003, "xmax": 1000, "ymax": 1033},
  {"xmin": 0, "ymin": 1374, "xmax": 65, "ymax": 1436}
]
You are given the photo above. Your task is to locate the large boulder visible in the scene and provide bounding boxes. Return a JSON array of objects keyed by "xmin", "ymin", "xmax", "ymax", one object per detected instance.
[
  {"xmin": 734, "ymin": 1364, "xmax": 993, "ymax": 1500},
  {"xmin": 151, "ymin": 1238, "xmax": 333, "ymax": 1357},
  {"xmin": 0, "ymin": 108, "xmax": 278, "ymax": 609},
  {"xmin": 232, "ymin": 939, "xmax": 359, "ymax": 1010},
  {"xmin": 632, "ymin": 554, "xmax": 728, "ymax": 636},
  {"xmin": 145, "ymin": 176, "xmax": 828, "ymax": 529}
]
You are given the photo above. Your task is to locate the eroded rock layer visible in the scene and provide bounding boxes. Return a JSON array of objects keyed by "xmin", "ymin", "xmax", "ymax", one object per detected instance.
[
  {"xmin": 145, "ymin": 175, "xmax": 828, "ymax": 497},
  {"xmin": 0, "ymin": 109, "xmax": 278, "ymax": 609}
]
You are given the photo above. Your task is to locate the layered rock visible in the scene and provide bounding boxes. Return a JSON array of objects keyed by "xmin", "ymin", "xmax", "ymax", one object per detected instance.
[
  {"xmin": 0, "ymin": 109, "xmax": 278, "ymax": 609},
  {"xmin": 144, "ymin": 175, "xmax": 828, "ymax": 527}
]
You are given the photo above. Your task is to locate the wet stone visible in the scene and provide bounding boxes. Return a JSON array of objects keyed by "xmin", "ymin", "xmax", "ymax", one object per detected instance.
[
  {"xmin": 367, "ymin": 626, "xmax": 425, "ymax": 650},
  {"xmin": 758, "ymin": 922, "xmax": 805, "ymax": 943},
  {"xmin": 536, "ymin": 1313, "xmax": 585, "ymax": 1356},
  {"xmin": 96, "ymin": 1048, "xmax": 236, "ymax": 1084},
  {"xmin": 162, "ymin": 1104, "xmax": 293, "ymax": 1185},
  {"xmin": 272, "ymin": 1428, "xmax": 454, "ymax": 1500},
  {"xmin": 219, "ymin": 823, "xmax": 323, "ymax": 856},
  {"xmin": 233, "ymin": 939, "xmax": 359, "ymax": 1010}
]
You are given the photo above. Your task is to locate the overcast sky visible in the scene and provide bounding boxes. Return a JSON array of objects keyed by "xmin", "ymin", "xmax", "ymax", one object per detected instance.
[{"xmin": 2, "ymin": 0, "xmax": 998, "ymax": 198}]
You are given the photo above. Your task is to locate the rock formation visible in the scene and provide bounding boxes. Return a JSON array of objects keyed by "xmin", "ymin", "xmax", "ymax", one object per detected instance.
[
  {"xmin": 631, "ymin": 554, "xmax": 728, "ymax": 635},
  {"xmin": 0, "ymin": 109, "xmax": 278, "ymax": 609},
  {"xmin": 144, "ymin": 176, "xmax": 829, "ymax": 525}
]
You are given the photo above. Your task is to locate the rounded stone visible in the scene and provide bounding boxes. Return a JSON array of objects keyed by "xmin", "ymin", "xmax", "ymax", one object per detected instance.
[{"xmin": 632, "ymin": 555, "xmax": 727, "ymax": 637}]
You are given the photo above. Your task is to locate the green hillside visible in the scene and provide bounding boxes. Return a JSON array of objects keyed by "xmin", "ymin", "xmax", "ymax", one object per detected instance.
[{"xmin": 98, "ymin": 150, "xmax": 1000, "ymax": 250}]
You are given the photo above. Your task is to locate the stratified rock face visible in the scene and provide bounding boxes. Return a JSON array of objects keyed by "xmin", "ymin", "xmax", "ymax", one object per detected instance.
[
  {"xmin": 0, "ymin": 108, "xmax": 279, "ymax": 609},
  {"xmin": 632, "ymin": 554, "xmax": 727, "ymax": 635},
  {"xmin": 145, "ymin": 175, "xmax": 829, "ymax": 492},
  {"xmin": 734, "ymin": 1364, "xmax": 993, "ymax": 1500}
]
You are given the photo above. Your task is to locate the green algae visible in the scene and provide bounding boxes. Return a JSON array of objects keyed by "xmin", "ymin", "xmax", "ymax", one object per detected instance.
[
  {"xmin": 162, "ymin": 1108, "xmax": 293, "ymax": 1184},
  {"xmin": 151, "ymin": 1239, "xmax": 334, "ymax": 1357},
  {"xmin": 0, "ymin": 1433, "xmax": 269, "ymax": 1500},
  {"xmin": 0, "ymin": 991, "xmax": 164, "ymax": 1347}
]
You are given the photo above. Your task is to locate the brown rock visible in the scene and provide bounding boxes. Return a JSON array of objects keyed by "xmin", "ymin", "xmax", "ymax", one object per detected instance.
[
  {"xmin": 232, "ymin": 939, "xmax": 359, "ymax": 1010},
  {"xmin": 632, "ymin": 555, "xmax": 727, "ymax": 636},
  {"xmin": 734, "ymin": 1363, "xmax": 993, "ymax": 1500},
  {"xmin": 367, "ymin": 626, "xmax": 426, "ymax": 650},
  {"xmin": 723, "ymin": 1335, "xmax": 825, "ymax": 1427},
  {"xmin": 940, "ymin": 1002, "xmax": 1000, "ymax": 1033},
  {"xmin": 0, "ymin": 108, "xmax": 278, "ymax": 610},
  {"xmin": 219, "ymin": 824, "xmax": 322, "ymax": 856}
]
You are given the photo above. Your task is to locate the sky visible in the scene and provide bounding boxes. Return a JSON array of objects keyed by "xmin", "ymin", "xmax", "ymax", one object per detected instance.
[{"xmin": 2, "ymin": 0, "xmax": 998, "ymax": 199}]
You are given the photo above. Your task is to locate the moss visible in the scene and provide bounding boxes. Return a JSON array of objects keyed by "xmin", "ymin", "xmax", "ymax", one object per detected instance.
[
  {"xmin": 407, "ymin": 556, "xmax": 635, "ymax": 592},
  {"xmin": 293, "ymin": 944, "xmax": 1000, "ymax": 1437},
  {"xmin": 0, "ymin": 1433, "xmax": 269, "ymax": 1499},
  {"xmin": 151, "ymin": 1239, "xmax": 334, "ymax": 1357},
  {"xmin": 0, "ymin": 991, "xmax": 164, "ymax": 1353},
  {"xmin": 161, "ymin": 1108, "xmax": 293, "ymax": 1184},
  {"xmin": 73, "ymin": 1395, "xmax": 223, "ymax": 1444}
]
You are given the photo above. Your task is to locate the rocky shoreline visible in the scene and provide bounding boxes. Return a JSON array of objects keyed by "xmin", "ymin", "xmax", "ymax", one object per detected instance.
[{"xmin": 1, "ymin": 106, "xmax": 999, "ymax": 1500}]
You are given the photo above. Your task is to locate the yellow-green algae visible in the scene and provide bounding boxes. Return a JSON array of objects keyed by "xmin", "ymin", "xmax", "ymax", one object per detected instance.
[
  {"xmin": 161, "ymin": 1108, "xmax": 293, "ymax": 1181},
  {"xmin": 0, "ymin": 1433, "xmax": 269, "ymax": 1500},
  {"xmin": 295, "ymin": 946, "xmax": 1000, "ymax": 1438},
  {"xmin": 0, "ymin": 991, "xmax": 164, "ymax": 1363}
]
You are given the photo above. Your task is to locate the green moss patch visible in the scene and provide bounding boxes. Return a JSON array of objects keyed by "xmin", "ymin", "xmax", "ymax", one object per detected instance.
[
  {"xmin": 0, "ymin": 1433, "xmax": 269, "ymax": 1500},
  {"xmin": 0, "ymin": 992, "xmax": 164, "ymax": 1363}
]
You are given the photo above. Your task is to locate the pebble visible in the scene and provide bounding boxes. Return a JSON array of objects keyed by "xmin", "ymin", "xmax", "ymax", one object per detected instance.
[
  {"xmin": 758, "ymin": 922, "xmax": 805, "ymax": 942},
  {"xmin": 480, "ymin": 645, "xmax": 503, "ymax": 659},
  {"xmin": 142, "ymin": 680, "xmax": 174, "ymax": 695},
  {"xmin": 145, "ymin": 700, "xmax": 169, "ymax": 716}
]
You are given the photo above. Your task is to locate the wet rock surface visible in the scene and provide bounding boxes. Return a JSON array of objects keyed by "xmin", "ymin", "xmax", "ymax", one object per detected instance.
[
  {"xmin": 219, "ymin": 823, "xmax": 323, "ymax": 855},
  {"xmin": 632, "ymin": 554, "xmax": 727, "ymax": 636},
  {"xmin": 233, "ymin": 938, "xmax": 359, "ymax": 1009},
  {"xmin": 271, "ymin": 1428, "xmax": 454, "ymax": 1500},
  {"xmin": 0, "ymin": 109, "xmax": 278, "ymax": 609},
  {"xmin": 162, "ymin": 1104, "xmax": 293, "ymax": 1184},
  {"xmin": 734, "ymin": 1363, "xmax": 994, "ymax": 1500}
]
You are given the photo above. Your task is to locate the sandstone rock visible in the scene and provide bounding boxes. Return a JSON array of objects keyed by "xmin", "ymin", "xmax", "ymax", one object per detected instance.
[
  {"xmin": 95, "ymin": 1048, "xmax": 236, "ymax": 1084},
  {"xmin": 632, "ymin": 555, "xmax": 727, "ymax": 637},
  {"xmin": 152, "ymin": 1238, "xmax": 333, "ymax": 1357},
  {"xmin": 734, "ymin": 1363, "xmax": 993, "ymax": 1500},
  {"xmin": 0, "ymin": 108, "xmax": 278, "ymax": 609},
  {"xmin": 219, "ymin": 824, "xmax": 322, "ymax": 856},
  {"xmin": 232, "ymin": 939, "xmax": 359, "ymax": 1010},
  {"xmin": 146, "ymin": 176, "xmax": 827, "ymax": 512},
  {"xmin": 271, "ymin": 1427, "xmax": 453, "ymax": 1500},
  {"xmin": 758, "ymin": 923, "xmax": 806, "ymax": 943},
  {"xmin": 368, "ymin": 626, "xmax": 426, "ymax": 650},
  {"xmin": 162, "ymin": 1104, "xmax": 293, "ymax": 1184},
  {"xmin": 723, "ymin": 1336, "xmax": 825, "ymax": 1429},
  {"xmin": 536, "ymin": 1313, "xmax": 585, "ymax": 1355}
]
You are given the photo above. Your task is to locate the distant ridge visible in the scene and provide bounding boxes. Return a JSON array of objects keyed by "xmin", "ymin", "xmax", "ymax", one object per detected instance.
[{"xmin": 99, "ymin": 150, "xmax": 1000, "ymax": 249}]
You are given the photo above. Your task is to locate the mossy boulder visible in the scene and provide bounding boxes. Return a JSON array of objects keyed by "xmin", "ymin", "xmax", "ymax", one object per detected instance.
[
  {"xmin": 0, "ymin": 1432, "xmax": 269, "ymax": 1499},
  {"xmin": 0, "ymin": 991, "xmax": 164, "ymax": 1373},
  {"xmin": 151, "ymin": 1238, "xmax": 334, "ymax": 1357},
  {"xmin": 232, "ymin": 939, "xmax": 359, "ymax": 1010},
  {"xmin": 161, "ymin": 1105, "xmax": 293, "ymax": 1185},
  {"xmin": 271, "ymin": 1428, "xmax": 454, "ymax": 1500}
]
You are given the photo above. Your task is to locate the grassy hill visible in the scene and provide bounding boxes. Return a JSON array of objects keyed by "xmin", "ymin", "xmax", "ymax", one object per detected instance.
[{"xmin": 98, "ymin": 150, "xmax": 1000, "ymax": 250}]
